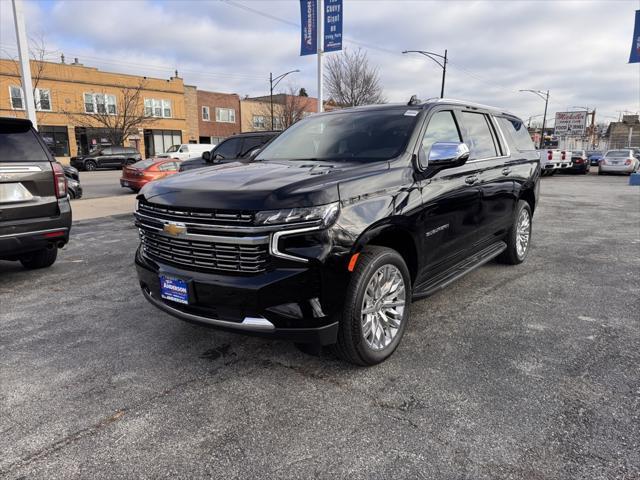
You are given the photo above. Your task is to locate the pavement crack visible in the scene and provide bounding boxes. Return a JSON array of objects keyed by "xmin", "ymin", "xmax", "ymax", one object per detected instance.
[{"xmin": 0, "ymin": 409, "xmax": 127, "ymax": 476}]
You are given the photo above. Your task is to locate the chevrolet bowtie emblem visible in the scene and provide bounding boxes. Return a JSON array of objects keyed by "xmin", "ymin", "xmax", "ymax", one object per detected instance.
[{"xmin": 163, "ymin": 222, "xmax": 187, "ymax": 236}]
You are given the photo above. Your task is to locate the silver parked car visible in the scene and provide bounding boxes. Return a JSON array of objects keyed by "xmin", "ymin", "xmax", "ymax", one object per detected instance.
[{"xmin": 599, "ymin": 149, "xmax": 640, "ymax": 175}]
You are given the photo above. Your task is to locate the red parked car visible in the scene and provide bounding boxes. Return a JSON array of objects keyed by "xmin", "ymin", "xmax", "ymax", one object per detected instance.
[{"xmin": 120, "ymin": 159, "xmax": 180, "ymax": 192}]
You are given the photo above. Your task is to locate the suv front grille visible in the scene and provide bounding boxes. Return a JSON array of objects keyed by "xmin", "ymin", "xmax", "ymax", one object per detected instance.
[
  {"xmin": 138, "ymin": 200, "xmax": 254, "ymax": 226},
  {"xmin": 140, "ymin": 228, "xmax": 269, "ymax": 274}
]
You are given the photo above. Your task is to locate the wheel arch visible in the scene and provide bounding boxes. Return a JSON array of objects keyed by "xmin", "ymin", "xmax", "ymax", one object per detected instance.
[
  {"xmin": 519, "ymin": 187, "xmax": 536, "ymax": 215},
  {"xmin": 352, "ymin": 223, "xmax": 419, "ymax": 285}
]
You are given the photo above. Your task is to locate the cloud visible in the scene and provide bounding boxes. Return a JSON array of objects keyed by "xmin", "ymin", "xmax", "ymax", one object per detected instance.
[{"xmin": 1, "ymin": 0, "xmax": 638, "ymax": 123}]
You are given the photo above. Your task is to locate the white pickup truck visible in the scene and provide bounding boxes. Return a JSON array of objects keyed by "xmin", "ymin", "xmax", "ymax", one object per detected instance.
[
  {"xmin": 156, "ymin": 144, "xmax": 214, "ymax": 161},
  {"xmin": 540, "ymin": 149, "xmax": 572, "ymax": 176}
]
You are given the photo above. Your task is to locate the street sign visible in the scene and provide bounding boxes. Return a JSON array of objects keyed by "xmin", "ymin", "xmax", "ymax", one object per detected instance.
[
  {"xmin": 324, "ymin": 0, "xmax": 342, "ymax": 52},
  {"xmin": 554, "ymin": 111, "xmax": 587, "ymax": 135},
  {"xmin": 299, "ymin": 0, "xmax": 317, "ymax": 56}
]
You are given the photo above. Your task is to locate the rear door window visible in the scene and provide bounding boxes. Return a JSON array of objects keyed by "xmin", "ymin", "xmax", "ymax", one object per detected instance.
[
  {"xmin": 239, "ymin": 136, "xmax": 264, "ymax": 157},
  {"xmin": 496, "ymin": 116, "xmax": 536, "ymax": 152},
  {"xmin": 460, "ymin": 111, "xmax": 498, "ymax": 160},
  {"xmin": 213, "ymin": 138, "xmax": 241, "ymax": 159},
  {"xmin": 0, "ymin": 123, "xmax": 49, "ymax": 161}
]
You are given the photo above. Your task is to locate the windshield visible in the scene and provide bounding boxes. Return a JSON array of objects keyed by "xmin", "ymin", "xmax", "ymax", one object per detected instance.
[
  {"xmin": 165, "ymin": 145, "xmax": 180, "ymax": 153},
  {"xmin": 256, "ymin": 108, "xmax": 420, "ymax": 162},
  {"xmin": 606, "ymin": 150, "xmax": 630, "ymax": 158}
]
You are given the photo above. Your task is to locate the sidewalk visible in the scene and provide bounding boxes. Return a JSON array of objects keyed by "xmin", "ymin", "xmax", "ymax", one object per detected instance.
[{"xmin": 71, "ymin": 195, "xmax": 136, "ymax": 221}]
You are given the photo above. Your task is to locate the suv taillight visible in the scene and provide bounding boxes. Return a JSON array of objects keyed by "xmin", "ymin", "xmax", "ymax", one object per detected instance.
[
  {"xmin": 561, "ymin": 151, "xmax": 566, "ymax": 161},
  {"xmin": 52, "ymin": 162, "xmax": 67, "ymax": 199},
  {"xmin": 547, "ymin": 150, "xmax": 552, "ymax": 161}
]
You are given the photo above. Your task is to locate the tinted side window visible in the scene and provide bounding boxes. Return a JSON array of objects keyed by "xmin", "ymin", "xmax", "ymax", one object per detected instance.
[
  {"xmin": 0, "ymin": 126, "xmax": 49, "ymax": 162},
  {"xmin": 239, "ymin": 136, "xmax": 264, "ymax": 157},
  {"xmin": 125, "ymin": 147, "xmax": 138, "ymax": 154},
  {"xmin": 112, "ymin": 146, "xmax": 125, "ymax": 154},
  {"xmin": 214, "ymin": 138, "xmax": 241, "ymax": 159},
  {"xmin": 496, "ymin": 116, "xmax": 535, "ymax": 152},
  {"xmin": 420, "ymin": 111, "xmax": 461, "ymax": 160},
  {"xmin": 101, "ymin": 148, "xmax": 113, "ymax": 155},
  {"xmin": 460, "ymin": 112, "xmax": 498, "ymax": 160}
]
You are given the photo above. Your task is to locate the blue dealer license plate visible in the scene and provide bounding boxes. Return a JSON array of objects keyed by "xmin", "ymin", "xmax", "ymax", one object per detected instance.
[{"xmin": 160, "ymin": 276, "xmax": 189, "ymax": 304}]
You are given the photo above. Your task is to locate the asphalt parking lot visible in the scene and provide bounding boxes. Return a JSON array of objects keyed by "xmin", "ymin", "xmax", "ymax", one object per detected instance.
[
  {"xmin": 1, "ymin": 174, "xmax": 639, "ymax": 479},
  {"xmin": 75, "ymin": 170, "xmax": 131, "ymax": 199}
]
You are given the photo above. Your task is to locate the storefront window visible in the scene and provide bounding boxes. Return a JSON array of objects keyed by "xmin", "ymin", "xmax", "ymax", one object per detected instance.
[{"xmin": 39, "ymin": 126, "xmax": 69, "ymax": 156}]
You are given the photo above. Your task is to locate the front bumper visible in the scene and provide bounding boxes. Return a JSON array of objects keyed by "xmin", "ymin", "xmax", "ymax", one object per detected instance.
[{"xmin": 135, "ymin": 247, "xmax": 342, "ymax": 345}]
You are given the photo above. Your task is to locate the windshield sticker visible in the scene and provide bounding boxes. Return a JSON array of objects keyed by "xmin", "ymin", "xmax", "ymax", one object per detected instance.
[{"xmin": 404, "ymin": 110, "xmax": 420, "ymax": 116}]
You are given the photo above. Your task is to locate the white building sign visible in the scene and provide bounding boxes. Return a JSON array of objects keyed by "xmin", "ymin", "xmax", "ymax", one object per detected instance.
[{"xmin": 554, "ymin": 111, "xmax": 587, "ymax": 135}]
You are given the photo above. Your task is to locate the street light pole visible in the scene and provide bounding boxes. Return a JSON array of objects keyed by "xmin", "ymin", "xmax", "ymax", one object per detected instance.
[
  {"xmin": 269, "ymin": 69, "xmax": 300, "ymax": 130},
  {"xmin": 520, "ymin": 89, "xmax": 549, "ymax": 149},
  {"xmin": 402, "ymin": 49, "xmax": 448, "ymax": 98}
]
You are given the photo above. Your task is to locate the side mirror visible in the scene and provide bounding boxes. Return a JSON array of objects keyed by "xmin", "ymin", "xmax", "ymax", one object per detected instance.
[
  {"xmin": 202, "ymin": 151, "xmax": 211, "ymax": 162},
  {"xmin": 248, "ymin": 148, "xmax": 262, "ymax": 160},
  {"xmin": 426, "ymin": 142, "xmax": 470, "ymax": 168}
]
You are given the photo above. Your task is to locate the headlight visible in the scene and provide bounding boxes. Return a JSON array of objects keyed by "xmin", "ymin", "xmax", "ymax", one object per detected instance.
[{"xmin": 255, "ymin": 202, "xmax": 339, "ymax": 227}]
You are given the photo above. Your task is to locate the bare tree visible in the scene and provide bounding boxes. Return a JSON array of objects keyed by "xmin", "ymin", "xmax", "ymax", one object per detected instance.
[
  {"xmin": 324, "ymin": 48, "xmax": 385, "ymax": 107},
  {"xmin": 67, "ymin": 81, "xmax": 157, "ymax": 147},
  {"xmin": 256, "ymin": 86, "xmax": 310, "ymax": 130},
  {"xmin": 2, "ymin": 35, "xmax": 56, "ymax": 121}
]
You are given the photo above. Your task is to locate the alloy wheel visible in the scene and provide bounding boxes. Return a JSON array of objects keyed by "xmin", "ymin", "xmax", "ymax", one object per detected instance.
[
  {"xmin": 360, "ymin": 264, "xmax": 406, "ymax": 351},
  {"xmin": 516, "ymin": 208, "xmax": 531, "ymax": 259}
]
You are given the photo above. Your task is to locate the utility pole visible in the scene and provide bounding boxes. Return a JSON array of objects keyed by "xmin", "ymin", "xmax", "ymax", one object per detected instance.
[
  {"xmin": 520, "ymin": 89, "xmax": 549, "ymax": 149},
  {"xmin": 402, "ymin": 49, "xmax": 448, "ymax": 98},
  {"xmin": 269, "ymin": 69, "xmax": 300, "ymax": 130},
  {"xmin": 11, "ymin": 0, "xmax": 37, "ymax": 128},
  {"xmin": 317, "ymin": 0, "xmax": 324, "ymax": 112}
]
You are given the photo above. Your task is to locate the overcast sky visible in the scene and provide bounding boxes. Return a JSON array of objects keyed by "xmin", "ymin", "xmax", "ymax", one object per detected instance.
[{"xmin": 1, "ymin": 0, "xmax": 639, "ymax": 125}]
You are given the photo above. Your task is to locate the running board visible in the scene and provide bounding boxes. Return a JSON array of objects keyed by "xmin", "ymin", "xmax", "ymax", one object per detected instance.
[{"xmin": 412, "ymin": 241, "xmax": 507, "ymax": 300}]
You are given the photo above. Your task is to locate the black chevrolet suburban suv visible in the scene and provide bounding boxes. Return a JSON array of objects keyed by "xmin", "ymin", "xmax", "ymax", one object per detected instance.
[
  {"xmin": 0, "ymin": 117, "xmax": 72, "ymax": 269},
  {"xmin": 70, "ymin": 146, "xmax": 141, "ymax": 171},
  {"xmin": 134, "ymin": 99, "xmax": 540, "ymax": 365},
  {"xmin": 179, "ymin": 131, "xmax": 279, "ymax": 172}
]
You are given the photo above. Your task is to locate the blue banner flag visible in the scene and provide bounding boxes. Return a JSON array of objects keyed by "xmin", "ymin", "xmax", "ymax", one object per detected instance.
[
  {"xmin": 630, "ymin": 10, "xmax": 640, "ymax": 63},
  {"xmin": 300, "ymin": 0, "xmax": 317, "ymax": 56},
  {"xmin": 324, "ymin": 0, "xmax": 343, "ymax": 52}
]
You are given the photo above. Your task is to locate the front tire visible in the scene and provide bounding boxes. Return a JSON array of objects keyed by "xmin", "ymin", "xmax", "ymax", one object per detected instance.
[
  {"xmin": 497, "ymin": 200, "xmax": 532, "ymax": 265},
  {"xmin": 333, "ymin": 246, "xmax": 411, "ymax": 366},
  {"xmin": 84, "ymin": 160, "xmax": 97, "ymax": 171},
  {"xmin": 19, "ymin": 247, "xmax": 58, "ymax": 269}
]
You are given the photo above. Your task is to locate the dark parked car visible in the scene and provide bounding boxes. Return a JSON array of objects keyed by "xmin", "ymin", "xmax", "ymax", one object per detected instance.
[
  {"xmin": 179, "ymin": 132, "xmax": 279, "ymax": 172},
  {"xmin": 70, "ymin": 146, "xmax": 141, "ymax": 171},
  {"xmin": 134, "ymin": 99, "xmax": 539, "ymax": 365},
  {"xmin": 63, "ymin": 165, "xmax": 83, "ymax": 199},
  {"xmin": 562, "ymin": 149, "xmax": 590, "ymax": 174},
  {"xmin": 587, "ymin": 151, "xmax": 603, "ymax": 166},
  {"xmin": 0, "ymin": 117, "xmax": 71, "ymax": 269}
]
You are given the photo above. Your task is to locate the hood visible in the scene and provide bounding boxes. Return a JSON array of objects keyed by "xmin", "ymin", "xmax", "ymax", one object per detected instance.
[{"xmin": 140, "ymin": 160, "xmax": 387, "ymax": 210}]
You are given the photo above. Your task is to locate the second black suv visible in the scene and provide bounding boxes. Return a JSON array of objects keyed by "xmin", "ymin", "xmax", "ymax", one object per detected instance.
[
  {"xmin": 179, "ymin": 131, "xmax": 278, "ymax": 171},
  {"xmin": 70, "ymin": 146, "xmax": 141, "ymax": 171},
  {"xmin": 0, "ymin": 117, "xmax": 72, "ymax": 269},
  {"xmin": 134, "ymin": 100, "xmax": 540, "ymax": 365}
]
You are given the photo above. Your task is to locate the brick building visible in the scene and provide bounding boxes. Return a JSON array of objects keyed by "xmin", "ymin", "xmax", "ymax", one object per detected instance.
[
  {"xmin": 0, "ymin": 57, "xmax": 190, "ymax": 163},
  {"xmin": 197, "ymin": 90, "xmax": 241, "ymax": 145},
  {"xmin": 240, "ymin": 93, "xmax": 318, "ymax": 132}
]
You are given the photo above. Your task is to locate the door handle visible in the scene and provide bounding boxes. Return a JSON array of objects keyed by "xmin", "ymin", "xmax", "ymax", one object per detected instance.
[
  {"xmin": 502, "ymin": 167, "xmax": 512, "ymax": 176},
  {"xmin": 465, "ymin": 175, "xmax": 478, "ymax": 185}
]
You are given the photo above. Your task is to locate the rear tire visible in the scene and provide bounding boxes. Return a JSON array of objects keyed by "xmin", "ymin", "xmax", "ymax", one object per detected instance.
[
  {"xmin": 497, "ymin": 200, "xmax": 532, "ymax": 265},
  {"xmin": 19, "ymin": 247, "xmax": 58, "ymax": 269},
  {"xmin": 332, "ymin": 246, "xmax": 411, "ymax": 366},
  {"xmin": 84, "ymin": 160, "xmax": 97, "ymax": 171}
]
